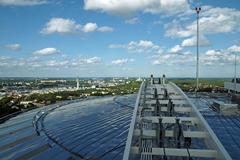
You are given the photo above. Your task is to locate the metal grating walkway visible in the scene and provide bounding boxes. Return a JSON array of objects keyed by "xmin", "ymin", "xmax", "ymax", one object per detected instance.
[{"xmin": 123, "ymin": 75, "xmax": 232, "ymax": 160}]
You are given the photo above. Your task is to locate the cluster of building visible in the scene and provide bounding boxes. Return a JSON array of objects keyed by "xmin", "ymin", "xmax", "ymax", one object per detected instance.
[{"xmin": 0, "ymin": 77, "xmax": 142, "ymax": 101}]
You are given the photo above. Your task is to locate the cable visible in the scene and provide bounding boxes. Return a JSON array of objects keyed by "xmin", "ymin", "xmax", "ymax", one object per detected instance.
[
  {"xmin": 163, "ymin": 144, "xmax": 167, "ymax": 160},
  {"xmin": 157, "ymin": 117, "xmax": 167, "ymax": 159},
  {"xmin": 186, "ymin": 147, "xmax": 192, "ymax": 160},
  {"xmin": 161, "ymin": 128, "xmax": 167, "ymax": 160},
  {"xmin": 184, "ymin": 135, "xmax": 192, "ymax": 160}
]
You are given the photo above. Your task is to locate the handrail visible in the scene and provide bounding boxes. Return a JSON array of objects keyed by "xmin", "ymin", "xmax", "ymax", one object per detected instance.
[{"xmin": 123, "ymin": 81, "xmax": 144, "ymax": 160}]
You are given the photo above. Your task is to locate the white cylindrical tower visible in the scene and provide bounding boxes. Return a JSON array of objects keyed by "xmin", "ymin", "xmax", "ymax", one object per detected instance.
[{"xmin": 76, "ymin": 78, "xmax": 79, "ymax": 90}]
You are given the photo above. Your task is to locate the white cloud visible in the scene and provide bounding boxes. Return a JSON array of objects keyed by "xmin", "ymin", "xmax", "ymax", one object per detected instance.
[
  {"xmin": 43, "ymin": 56, "xmax": 101, "ymax": 67},
  {"xmin": 228, "ymin": 45, "xmax": 240, "ymax": 52},
  {"xmin": 82, "ymin": 23, "xmax": 98, "ymax": 32},
  {"xmin": 205, "ymin": 50, "xmax": 222, "ymax": 56},
  {"xmin": 200, "ymin": 7, "xmax": 240, "ymax": 34},
  {"xmin": 0, "ymin": 56, "xmax": 11, "ymax": 61},
  {"xmin": 109, "ymin": 40, "xmax": 162, "ymax": 54},
  {"xmin": 108, "ymin": 44, "xmax": 125, "ymax": 49},
  {"xmin": 41, "ymin": 18, "xmax": 114, "ymax": 35},
  {"xmin": 41, "ymin": 18, "xmax": 81, "ymax": 34},
  {"xmin": 0, "ymin": 55, "xmax": 102, "ymax": 69},
  {"xmin": 169, "ymin": 45, "xmax": 182, "ymax": 54},
  {"xmin": 165, "ymin": 6, "xmax": 240, "ymax": 38},
  {"xmin": 164, "ymin": 20, "xmax": 191, "ymax": 38},
  {"xmin": 97, "ymin": 26, "xmax": 114, "ymax": 32},
  {"xmin": 138, "ymin": 40, "xmax": 154, "ymax": 48},
  {"xmin": 153, "ymin": 44, "xmax": 240, "ymax": 66},
  {"xmin": 46, "ymin": 60, "xmax": 69, "ymax": 67},
  {"xmin": 201, "ymin": 46, "xmax": 240, "ymax": 66},
  {"xmin": 111, "ymin": 58, "xmax": 134, "ymax": 65},
  {"xmin": 153, "ymin": 20, "xmax": 162, "ymax": 25},
  {"xmin": 152, "ymin": 54, "xmax": 172, "ymax": 65},
  {"xmin": 181, "ymin": 35, "xmax": 210, "ymax": 47},
  {"xmin": 152, "ymin": 52, "xmax": 193, "ymax": 65},
  {"xmin": 84, "ymin": 0, "xmax": 190, "ymax": 16},
  {"xmin": 125, "ymin": 17, "xmax": 140, "ymax": 24},
  {"xmin": 84, "ymin": 56, "xmax": 101, "ymax": 64},
  {"xmin": 33, "ymin": 48, "xmax": 59, "ymax": 56},
  {"xmin": 5, "ymin": 43, "xmax": 21, "ymax": 51},
  {"xmin": 0, "ymin": 0, "xmax": 47, "ymax": 6}
]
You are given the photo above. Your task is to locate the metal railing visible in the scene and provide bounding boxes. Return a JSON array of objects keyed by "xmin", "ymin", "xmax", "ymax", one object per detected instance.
[
  {"xmin": 123, "ymin": 82, "xmax": 145, "ymax": 160},
  {"xmin": 224, "ymin": 82, "xmax": 240, "ymax": 92}
]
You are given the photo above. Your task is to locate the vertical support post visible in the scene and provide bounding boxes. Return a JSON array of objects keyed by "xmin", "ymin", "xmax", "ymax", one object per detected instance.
[
  {"xmin": 155, "ymin": 99, "xmax": 160, "ymax": 116},
  {"xmin": 150, "ymin": 74, "xmax": 154, "ymax": 85},
  {"xmin": 162, "ymin": 74, "xmax": 166, "ymax": 85},
  {"xmin": 163, "ymin": 88, "xmax": 168, "ymax": 99},
  {"xmin": 234, "ymin": 52, "xmax": 237, "ymax": 93},
  {"xmin": 173, "ymin": 118, "xmax": 183, "ymax": 148},
  {"xmin": 154, "ymin": 88, "xmax": 158, "ymax": 99},
  {"xmin": 157, "ymin": 118, "xmax": 164, "ymax": 147},
  {"xmin": 167, "ymin": 99, "xmax": 173, "ymax": 116},
  {"xmin": 157, "ymin": 118, "xmax": 160, "ymax": 145}
]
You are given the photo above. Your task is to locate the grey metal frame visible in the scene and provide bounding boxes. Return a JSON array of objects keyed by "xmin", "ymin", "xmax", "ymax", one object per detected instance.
[
  {"xmin": 123, "ymin": 81, "xmax": 232, "ymax": 160},
  {"xmin": 123, "ymin": 82, "xmax": 144, "ymax": 160},
  {"xmin": 171, "ymin": 82, "xmax": 232, "ymax": 160}
]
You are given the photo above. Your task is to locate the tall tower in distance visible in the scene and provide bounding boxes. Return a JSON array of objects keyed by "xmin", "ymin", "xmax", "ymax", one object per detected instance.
[{"xmin": 76, "ymin": 77, "xmax": 79, "ymax": 90}]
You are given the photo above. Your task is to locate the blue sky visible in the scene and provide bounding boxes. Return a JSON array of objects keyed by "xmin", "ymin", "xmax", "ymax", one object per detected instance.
[{"xmin": 0, "ymin": 0, "xmax": 240, "ymax": 77}]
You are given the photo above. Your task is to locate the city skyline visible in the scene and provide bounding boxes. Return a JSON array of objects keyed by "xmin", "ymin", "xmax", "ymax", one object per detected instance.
[{"xmin": 0, "ymin": 0, "xmax": 240, "ymax": 78}]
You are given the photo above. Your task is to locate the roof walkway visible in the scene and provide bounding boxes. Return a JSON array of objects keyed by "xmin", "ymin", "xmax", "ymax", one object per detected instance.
[{"xmin": 123, "ymin": 75, "xmax": 232, "ymax": 160}]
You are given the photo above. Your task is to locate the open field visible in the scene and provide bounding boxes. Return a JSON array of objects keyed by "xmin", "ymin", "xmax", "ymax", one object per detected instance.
[{"xmin": 170, "ymin": 78, "xmax": 231, "ymax": 92}]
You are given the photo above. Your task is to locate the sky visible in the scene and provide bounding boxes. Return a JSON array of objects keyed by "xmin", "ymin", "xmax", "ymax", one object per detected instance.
[{"xmin": 0, "ymin": 0, "xmax": 240, "ymax": 78}]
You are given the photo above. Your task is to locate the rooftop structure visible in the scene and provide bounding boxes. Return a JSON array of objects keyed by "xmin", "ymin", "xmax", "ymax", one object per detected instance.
[
  {"xmin": 211, "ymin": 100, "xmax": 239, "ymax": 115},
  {"xmin": 1, "ymin": 76, "xmax": 238, "ymax": 160},
  {"xmin": 224, "ymin": 82, "xmax": 240, "ymax": 93},
  {"xmin": 124, "ymin": 75, "xmax": 231, "ymax": 159}
]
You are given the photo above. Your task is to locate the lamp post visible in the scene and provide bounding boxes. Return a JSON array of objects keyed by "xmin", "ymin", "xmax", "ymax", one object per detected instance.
[
  {"xmin": 234, "ymin": 51, "xmax": 237, "ymax": 93},
  {"xmin": 195, "ymin": 7, "xmax": 201, "ymax": 93}
]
